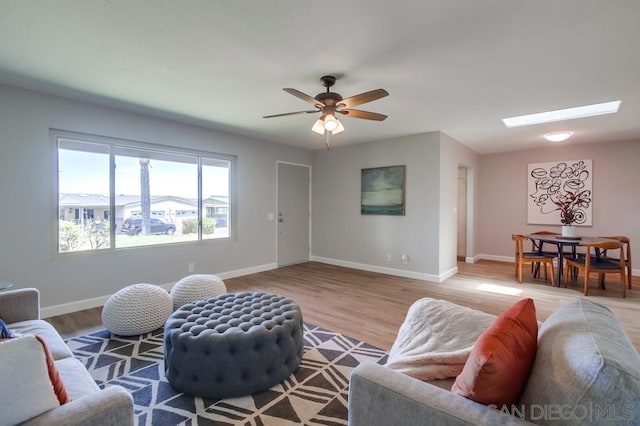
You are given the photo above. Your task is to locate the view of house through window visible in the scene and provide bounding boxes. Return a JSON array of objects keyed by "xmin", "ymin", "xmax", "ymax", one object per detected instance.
[{"xmin": 57, "ymin": 133, "xmax": 232, "ymax": 253}]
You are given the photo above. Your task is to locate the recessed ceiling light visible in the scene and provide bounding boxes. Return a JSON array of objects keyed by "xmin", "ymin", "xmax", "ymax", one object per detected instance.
[
  {"xmin": 543, "ymin": 131, "xmax": 574, "ymax": 142},
  {"xmin": 502, "ymin": 100, "xmax": 621, "ymax": 128}
]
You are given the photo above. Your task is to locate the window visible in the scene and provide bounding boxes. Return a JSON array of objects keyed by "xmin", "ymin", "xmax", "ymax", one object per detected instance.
[
  {"xmin": 202, "ymin": 157, "xmax": 230, "ymax": 240},
  {"xmin": 56, "ymin": 131, "xmax": 233, "ymax": 253}
]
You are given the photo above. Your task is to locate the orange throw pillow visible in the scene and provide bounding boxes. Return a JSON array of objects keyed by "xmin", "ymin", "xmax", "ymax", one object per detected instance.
[
  {"xmin": 35, "ymin": 335, "xmax": 71, "ymax": 405},
  {"xmin": 451, "ymin": 298, "xmax": 538, "ymax": 406}
]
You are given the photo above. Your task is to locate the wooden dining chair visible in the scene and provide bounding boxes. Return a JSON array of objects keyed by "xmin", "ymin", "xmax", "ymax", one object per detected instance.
[
  {"xmin": 512, "ymin": 234, "xmax": 556, "ymax": 285},
  {"xmin": 564, "ymin": 241, "xmax": 627, "ymax": 298},
  {"xmin": 598, "ymin": 236, "xmax": 632, "ymax": 289},
  {"xmin": 529, "ymin": 231, "xmax": 560, "ymax": 277}
]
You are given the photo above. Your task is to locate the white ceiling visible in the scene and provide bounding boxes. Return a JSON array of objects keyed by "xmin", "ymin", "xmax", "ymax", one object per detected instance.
[{"xmin": 1, "ymin": 1, "xmax": 639, "ymax": 153}]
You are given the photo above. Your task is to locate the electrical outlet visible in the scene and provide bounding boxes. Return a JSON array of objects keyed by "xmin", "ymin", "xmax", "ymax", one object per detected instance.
[
  {"xmin": 401, "ymin": 254, "xmax": 410, "ymax": 264},
  {"xmin": 188, "ymin": 262, "xmax": 195, "ymax": 272}
]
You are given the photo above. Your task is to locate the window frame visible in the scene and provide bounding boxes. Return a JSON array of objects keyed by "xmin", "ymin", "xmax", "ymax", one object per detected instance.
[{"xmin": 53, "ymin": 129, "xmax": 235, "ymax": 254}]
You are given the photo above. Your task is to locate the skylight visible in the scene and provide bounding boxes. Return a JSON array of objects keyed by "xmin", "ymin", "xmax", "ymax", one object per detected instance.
[{"xmin": 502, "ymin": 100, "xmax": 622, "ymax": 128}]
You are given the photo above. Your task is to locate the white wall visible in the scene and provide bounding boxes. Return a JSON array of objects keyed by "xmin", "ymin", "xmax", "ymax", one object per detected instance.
[
  {"xmin": 476, "ymin": 140, "xmax": 640, "ymax": 266},
  {"xmin": 0, "ymin": 84, "xmax": 312, "ymax": 312},
  {"xmin": 311, "ymin": 132, "xmax": 478, "ymax": 281},
  {"xmin": 439, "ymin": 133, "xmax": 479, "ymax": 275}
]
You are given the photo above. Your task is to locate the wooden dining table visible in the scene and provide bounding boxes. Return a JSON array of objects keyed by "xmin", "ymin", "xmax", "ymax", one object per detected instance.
[{"xmin": 524, "ymin": 234, "xmax": 619, "ymax": 287}]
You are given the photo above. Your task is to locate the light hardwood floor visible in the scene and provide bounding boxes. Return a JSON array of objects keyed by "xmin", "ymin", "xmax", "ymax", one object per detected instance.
[{"xmin": 46, "ymin": 260, "xmax": 640, "ymax": 351}]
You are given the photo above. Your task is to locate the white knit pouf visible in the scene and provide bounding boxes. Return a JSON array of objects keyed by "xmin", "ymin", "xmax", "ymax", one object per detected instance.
[
  {"xmin": 102, "ymin": 283, "xmax": 173, "ymax": 336},
  {"xmin": 170, "ymin": 274, "xmax": 227, "ymax": 310}
]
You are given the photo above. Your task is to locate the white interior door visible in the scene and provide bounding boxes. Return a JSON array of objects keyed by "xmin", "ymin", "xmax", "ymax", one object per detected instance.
[{"xmin": 277, "ymin": 162, "xmax": 310, "ymax": 266}]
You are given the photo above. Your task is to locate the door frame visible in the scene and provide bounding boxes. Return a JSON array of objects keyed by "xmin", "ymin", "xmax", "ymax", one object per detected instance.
[
  {"xmin": 458, "ymin": 164, "xmax": 475, "ymax": 263},
  {"xmin": 276, "ymin": 161, "xmax": 312, "ymax": 266},
  {"xmin": 457, "ymin": 166, "xmax": 467, "ymax": 261}
]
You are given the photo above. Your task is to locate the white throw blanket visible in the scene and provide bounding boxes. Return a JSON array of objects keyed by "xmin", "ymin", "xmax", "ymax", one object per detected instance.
[{"xmin": 385, "ymin": 298, "xmax": 496, "ymax": 381}]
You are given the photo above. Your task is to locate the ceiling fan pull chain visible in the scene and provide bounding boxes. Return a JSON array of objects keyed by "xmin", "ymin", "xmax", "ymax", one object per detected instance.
[{"xmin": 325, "ymin": 132, "xmax": 331, "ymax": 150}]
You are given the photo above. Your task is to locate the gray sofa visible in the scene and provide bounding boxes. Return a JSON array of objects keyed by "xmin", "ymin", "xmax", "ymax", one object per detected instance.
[
  {"xmin": 0, "ymin": 288, "xmax": 134, "ymax": 426},
  {"xmin": 349, "ymin": 298, "xmax": 640, "ymax": 425}
]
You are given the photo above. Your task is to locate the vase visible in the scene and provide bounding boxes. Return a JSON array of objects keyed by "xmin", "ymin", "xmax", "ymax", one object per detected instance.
[{"xmin": 561, "ymin": 225, "xmax": 577, "ymax": 238}]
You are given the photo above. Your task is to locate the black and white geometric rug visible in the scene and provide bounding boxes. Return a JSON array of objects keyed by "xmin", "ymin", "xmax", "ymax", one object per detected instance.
[{"xmin": 66, "ymin": 323, "xmax": 388, "ymax": 425}]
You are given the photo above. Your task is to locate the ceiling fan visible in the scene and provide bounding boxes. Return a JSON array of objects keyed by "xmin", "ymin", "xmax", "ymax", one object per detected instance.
[{"xmin": 263, "ymin": 75, "xmax": 389, "ymax": 136}]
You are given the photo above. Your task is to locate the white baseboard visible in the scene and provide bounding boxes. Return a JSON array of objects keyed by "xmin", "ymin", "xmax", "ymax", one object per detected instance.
[
  {"xmin": 40, "ymin": 262, "xmax": 278, "ymax": 319},
  {"xmin": 310, "ymin": 256, "xmax": 456, "ymax": 283},
  {"xmin": 215, "ymin": 263, "xmax": 278, "ymax": 280},
  {"xmin": 439, "ymin": 265, "xmax": 459, "ymax": 282},
  {"xmin": 41, "ymin": 295, "xmax": 111, "ymax": 319},
  {"xmin": 476, "ymin": 254, "xmax": 514, "ymax": 263}
]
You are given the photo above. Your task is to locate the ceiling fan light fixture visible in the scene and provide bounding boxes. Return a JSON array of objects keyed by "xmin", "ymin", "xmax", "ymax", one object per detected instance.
[
  {"xmin": 323, "ymin": 114, "xmax": 339, "ymax": 131},
  {"xmin": 331, "ymin": 119, "xmax": 345, "ymax": 135},
  {"xmin": 312, "ymin": 116, "xmax": 344, "ymax": 135},
  {"xmin": 312, "ymin": 118, "xmax": 325, "ymax": 134},
  {"xmin": 543, "ymin": 131, "xmax": 574, "ymax": 142}
]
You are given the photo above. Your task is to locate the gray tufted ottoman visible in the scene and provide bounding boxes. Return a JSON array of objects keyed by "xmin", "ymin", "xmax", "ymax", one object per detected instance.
[{"xmin": 164, "ymin": 291, "xmax": 304, "ymax": 399}]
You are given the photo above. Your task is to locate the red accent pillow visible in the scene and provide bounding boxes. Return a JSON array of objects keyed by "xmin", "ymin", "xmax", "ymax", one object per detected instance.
[
  {"xmin": 451, "ymin": 298, "xmax": 538, "ymax": 406},
  {"xmin": 35, "ymin": 335, "xmax": 71, "ymax": 405}
]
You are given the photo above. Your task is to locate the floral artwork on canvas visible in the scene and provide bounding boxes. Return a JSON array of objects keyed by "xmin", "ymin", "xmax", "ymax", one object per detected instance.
[{"xmin": 527, "ymin": 159, "xmax": 592, "ymax": 226}]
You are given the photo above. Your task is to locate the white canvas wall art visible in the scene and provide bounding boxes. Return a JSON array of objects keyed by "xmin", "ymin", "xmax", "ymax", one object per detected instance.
[{"xmin": 527, "ymin": 159, "xmax": 593, "ymax": 226}]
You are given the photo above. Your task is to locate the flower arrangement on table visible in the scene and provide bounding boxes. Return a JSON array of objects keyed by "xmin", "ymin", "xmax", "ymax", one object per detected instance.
[{"xmin": 554, "ymin": 190, "xmax": 591, "ymax": 225}]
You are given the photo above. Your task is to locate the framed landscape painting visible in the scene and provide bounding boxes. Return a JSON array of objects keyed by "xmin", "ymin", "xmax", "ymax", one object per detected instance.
[{"xmin": 361, "ymin": 165, "xmax": 406, "ymax": 215}]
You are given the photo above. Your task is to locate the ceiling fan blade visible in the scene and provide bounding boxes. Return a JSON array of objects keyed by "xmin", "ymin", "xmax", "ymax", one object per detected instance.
[
  {"xmin": 263, "ymin": 110, "xmax": 318, "ymax": 119},
  {"xmin": 283, "ymin": 88, "xmax": 325, "ymax": 107},
  {"xmin": 338, "ymin": 89, "xmax": 389, "ymax": 109},
  {"xmin": 339, "ymin": 109, "xmax": 388, "ymax": 121}
]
